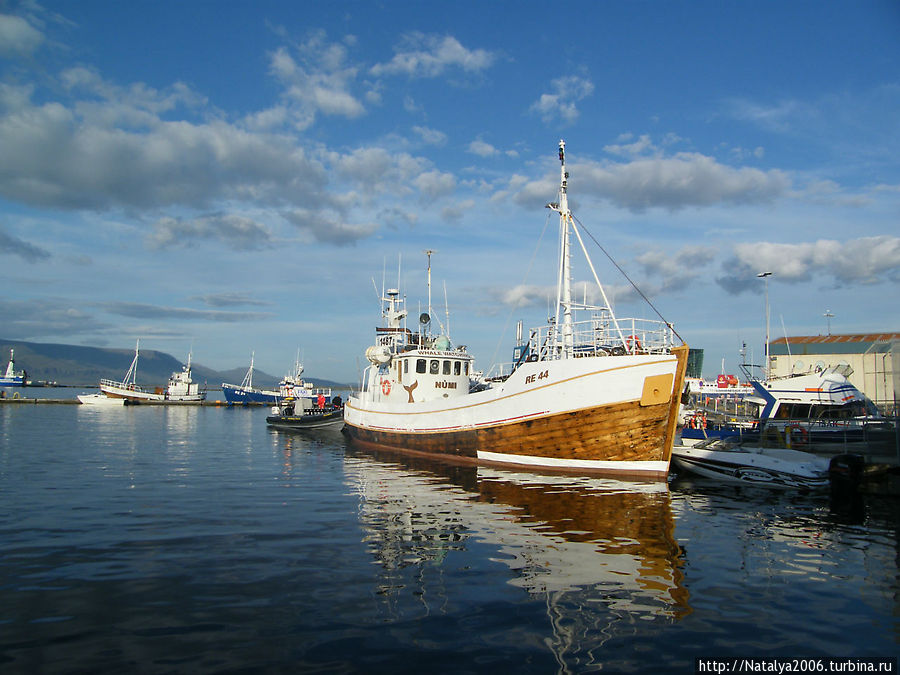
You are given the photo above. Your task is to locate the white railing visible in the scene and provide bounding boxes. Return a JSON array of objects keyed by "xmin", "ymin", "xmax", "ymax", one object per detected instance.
[
  {"xmin": 528, "ymin": 316, "xmax": 675, "ymax": 361},
  {"xmin": 483, "ymin": 315, "xmax": 677, "ymax": 380}
]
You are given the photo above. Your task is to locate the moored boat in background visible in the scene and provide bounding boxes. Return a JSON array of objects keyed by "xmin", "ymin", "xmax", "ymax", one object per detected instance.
[
  {"xmin": 266, "ymin": 402, "xmax": 344, "ymax": 430},
  {"xmin": 680, "ymin": 363, "xmax": 892, "ymax": 451},
  {"xmin": 1, "ymin": 349, "xmax": 26, "ymax": 386},
  {"xmin": 266, "ymin": 354, "xmax": 340, "ymax": 429},
  {"xmin": 77, "ymin": 393, "xmax": 125, "ymax": 406},
  {"xmin": 99, "ymin": 341, "xmax": 206, "ymax": 403},
  {"xmin": 222, "ymin": 352, "xmax": 279, "ymax": 404},
  {"xmin": 671, "ymin": 437, "xmax": 832, "ymax": 490}
]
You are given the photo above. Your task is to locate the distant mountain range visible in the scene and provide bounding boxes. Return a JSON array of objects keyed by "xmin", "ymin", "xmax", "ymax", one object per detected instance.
[{"xmin": 0, "ymin": 339, "xmax": 348, "ymax": 389}]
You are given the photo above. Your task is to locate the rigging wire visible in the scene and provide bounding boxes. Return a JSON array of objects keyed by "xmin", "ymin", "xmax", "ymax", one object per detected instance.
[{"xmin": 571, "ymin": 212, "xmax": 685, "ymax": 344}]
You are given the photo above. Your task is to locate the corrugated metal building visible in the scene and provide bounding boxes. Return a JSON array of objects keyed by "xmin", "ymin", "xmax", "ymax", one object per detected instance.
[{"xmin": 768, "ymin": 333, "xmax": 899, "ymax": 413}]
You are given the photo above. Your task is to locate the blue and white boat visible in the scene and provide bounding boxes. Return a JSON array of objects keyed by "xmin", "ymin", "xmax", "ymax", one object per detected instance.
[
  {"xmin": 1, "ymin": 349, "xmax": 26, "ymax": 386},
  {"xmin": 222, "ymin": 353, "xmax": 279, "ymax": 404},
  {"xmin": 680, "ymin": 364, "xmax": 889, "ymax": 450},
  {"xmin": 224, "ymin": 353, "xmax": 334, "ymax": 409}
]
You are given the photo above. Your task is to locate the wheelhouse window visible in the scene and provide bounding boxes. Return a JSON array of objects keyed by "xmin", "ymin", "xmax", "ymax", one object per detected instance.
[
  {"xmin": 416, "ymin": 359, "xmax": 426, "ymax": 374},
  {"xmin": 443, "ymin": 361, "xmax": 451, "ymax": 375},
  {"xmin": 430, "ymin": 360, "xmax": 439, "ymax": 374},
  {"xmin": 454, "ymin": 361, "xmax": 461, "ymax": 375}
]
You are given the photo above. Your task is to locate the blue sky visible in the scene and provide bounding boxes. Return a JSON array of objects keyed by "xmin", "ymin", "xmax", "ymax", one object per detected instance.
[{"xmin": 1, "ymin": 0, "xmax": 898, "ymax": 384}]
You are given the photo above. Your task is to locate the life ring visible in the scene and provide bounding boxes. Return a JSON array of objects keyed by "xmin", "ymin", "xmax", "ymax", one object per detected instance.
[
  {"xmin": 381, "ymin": 379, "xmax": 392, "ymax": 395},
  {"xmin": 625, "ymin": 334, "xmax": 642, "ymax": 351},
  {"xmin": 786, "ymin": 424, "xmax": 809, "ymax": 448}
]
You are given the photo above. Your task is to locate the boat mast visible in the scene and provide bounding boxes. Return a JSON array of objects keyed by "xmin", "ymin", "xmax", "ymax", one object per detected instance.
[
  {"xmin": 550, "ymin": 140, "xmax": 574, "ymax": 357},
  {"xmin": 125, "ymin": 339, "xmax": 140, "ymax": 387},
  {"xmin": 424, "ymin": 249, "xmax": 435, "ymax": 331}
]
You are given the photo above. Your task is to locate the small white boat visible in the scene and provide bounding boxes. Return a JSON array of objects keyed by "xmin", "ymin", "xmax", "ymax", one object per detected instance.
[
  {"xmin": 77, "ymin": 393, "xmax": 125, "ymax": 406},
  {"xmin": 671, "ymin": 437, "xmax": 831, "ymax": 490}
]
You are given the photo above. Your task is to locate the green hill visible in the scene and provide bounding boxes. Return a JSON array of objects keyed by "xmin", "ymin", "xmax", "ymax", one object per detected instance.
[{"xmin": 0, "ymin": 339, "xmax": 346, "ymax": 389}]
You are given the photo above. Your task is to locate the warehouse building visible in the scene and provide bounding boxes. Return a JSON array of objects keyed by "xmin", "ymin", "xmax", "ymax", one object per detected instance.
[{"xmin": 768, "ymin": 333, "xmax": 899, "ymax": 414}]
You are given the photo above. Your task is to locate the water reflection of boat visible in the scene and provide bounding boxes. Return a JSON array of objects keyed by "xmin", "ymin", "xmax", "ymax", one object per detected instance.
[{"xmin": 341, "ymin": 448, "xmax": 690, "ymax": 665}]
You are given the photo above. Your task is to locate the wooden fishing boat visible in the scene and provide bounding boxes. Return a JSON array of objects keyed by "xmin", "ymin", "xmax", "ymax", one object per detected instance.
[{"xmin": 343, "ymin": 141, "xmax": 689, "ymax": 478}]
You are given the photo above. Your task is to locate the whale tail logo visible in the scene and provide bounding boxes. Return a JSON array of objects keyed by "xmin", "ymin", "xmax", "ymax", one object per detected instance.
[{"xmin": 402, "ymin": 380, "xmax": 418, "ymax": 403}]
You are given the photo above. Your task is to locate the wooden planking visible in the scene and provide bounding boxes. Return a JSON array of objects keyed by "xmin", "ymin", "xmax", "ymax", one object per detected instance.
[
  {"xmin": 345, "ymin": 397, "xmax": 674, "ymax": 464},
  {"xmin": 661, "ymin": 345, "xmax": 690, "ymax": 462}
]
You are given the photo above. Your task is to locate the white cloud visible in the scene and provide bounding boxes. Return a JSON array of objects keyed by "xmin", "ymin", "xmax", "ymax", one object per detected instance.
[
  {"xmin": 104, "ymin": 302, "xmax": 272, "ymax": 322},
  {"xmin": 0, "ymin": 82, "xmax": 328, "ymax": 211},
  {"xmin": 0, "ymin": 12, "xmax": 44, "ymax": 57},
  {"xmin": 441, "ymin": 199, "xmax": 474, "ymax": 222},
  {"xmin": 414, "ymin": 170, "xmax": 456, "ymax": 200},
  {"xmin": 147, "ymin": 214, "xmax": 273, "ymax": 250},
  {"xmin": 371, "ymin": 33, "xmax": 496, "ymax": 78},
  {"xmin": 283, "ymin": 208, "xmax": 378, "ymax": 245},
  {"xmin": 529, "ymin": 75, "xmax": 595, "ymax": 124},
  {"xmin": 268, "ymin": 32, "xmax": 366, "ymax": 127},
  {"xmin": 467, "ymin": 140, "xmax": 498, "ymax": 157},
  {"xmin": 330, "ymin": 146, "xmax": 429, "ymax": 195},
  {"xmin": 635, "ymin": 245, "xmax": 717, "ymax": 292},
  {"xmin": 576, "ymin": 153, "xmax": 790, "ymax": 212},
  {"xmin": 604, "ymin": 134, "xmax": 655, "ymax": 157},
  {"xmin": 195, "ymin": 292, "xmax": 271, "ymax": 308},
  {"xmin": 725, "ymin": 97, "xmax": 808, "ymax": 133},
  {"xmin": 0, "ymin": 298, "xmax": 101, "ymax": 339},
  {"xmin": 717, "ymin": 236, "xmax": 900, "ymax": 294},
  {"xmin": 412, "ymin": 125, "xmax": 447, "ymax": 146}
]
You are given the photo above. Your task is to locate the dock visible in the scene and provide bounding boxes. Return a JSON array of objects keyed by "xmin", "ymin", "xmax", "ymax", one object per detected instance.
[{"xmin": 0, "ymin": 397, "xmax": 268, "ymax": 407}]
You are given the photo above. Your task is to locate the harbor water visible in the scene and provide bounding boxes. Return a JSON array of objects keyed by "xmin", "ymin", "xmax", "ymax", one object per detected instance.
[{"xmin": 1, "ymin": 394, "xmax": 898, "ymax": 673}]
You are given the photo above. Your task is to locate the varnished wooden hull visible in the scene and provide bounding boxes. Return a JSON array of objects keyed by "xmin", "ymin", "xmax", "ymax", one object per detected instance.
[{"xmin": 344, "ymin": 346, "xmax": 689, "ymax": 477}]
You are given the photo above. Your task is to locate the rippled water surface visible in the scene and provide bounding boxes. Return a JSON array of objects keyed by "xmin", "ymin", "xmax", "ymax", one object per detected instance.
[{"xmin": 1, "ymin": 400, "xmax": 897, "ymax": 673}]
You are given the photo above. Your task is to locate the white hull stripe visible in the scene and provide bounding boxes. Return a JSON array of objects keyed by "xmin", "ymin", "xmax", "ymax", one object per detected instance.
[{"xmin": 477, "ymin": 450, "xmax": 669, "ymax": 474}]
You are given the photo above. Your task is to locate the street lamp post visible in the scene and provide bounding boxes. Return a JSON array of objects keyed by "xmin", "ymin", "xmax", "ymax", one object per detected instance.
[
  {"xmin": 824, "ymin": 310, "xmax": 834, "ymax": 336},
  {"xmin": 757, "ymin": 272, "xmax": 772, "ymax": 380}
]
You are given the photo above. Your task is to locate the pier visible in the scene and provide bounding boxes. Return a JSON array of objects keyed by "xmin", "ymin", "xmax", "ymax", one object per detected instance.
[{"xmin": 0, "ymin": 397, "xmax": 268, "ymax": 407}]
